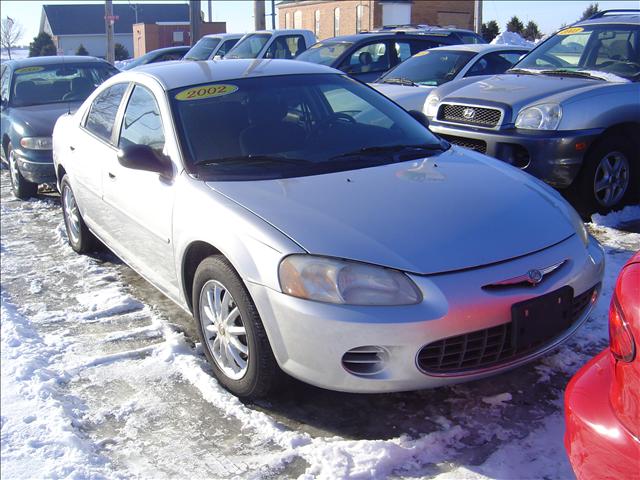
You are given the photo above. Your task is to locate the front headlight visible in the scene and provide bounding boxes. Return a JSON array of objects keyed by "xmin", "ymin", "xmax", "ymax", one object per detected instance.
[
  {"xmin": 278, "ymin": 255, "xmax": 422, "ymax": 306},
  {"xmin": 515, "ymin": 104, "xmax": 562, "ymax": 130},
  {"xmin": 424, "ymin": 94, "xmax": 440, "ymax": 118},
  {"xmin": 20, "ymin": 136, "xmax": 53, "ymax": 150}
]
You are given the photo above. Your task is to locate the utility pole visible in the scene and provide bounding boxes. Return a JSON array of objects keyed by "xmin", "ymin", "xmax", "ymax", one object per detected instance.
[
  {"xmin": 105, "ymin": 0, "xmax": 114, "ymax": 64},
  {"xmin": 254, "ymin": 0, "xmax": 266, "ymax": 31},
  {"xmin": 474, "ymin": 0, "xmax": 483, "ymax": 34},
  {"xmin": 190, "ymin": 0, "xmax": 201, "ymax": 45},
  {"xmin": 269, "ymin": 0, "xmax": 276, "ymax": 29},
  {"xmin": 208, "ymin": 0, "xmax": 212, "ymax": 22}
]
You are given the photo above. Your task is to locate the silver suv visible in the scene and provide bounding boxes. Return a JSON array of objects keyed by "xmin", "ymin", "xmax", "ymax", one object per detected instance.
[{"xmin": 425, "ymin": 10, "xmax": 640, "ymax": 216}]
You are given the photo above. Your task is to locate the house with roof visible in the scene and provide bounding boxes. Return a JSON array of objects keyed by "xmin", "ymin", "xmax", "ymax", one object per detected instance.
[{"xmin": 39, "ymin": 3, "xmax": 191, "ymax": 57}]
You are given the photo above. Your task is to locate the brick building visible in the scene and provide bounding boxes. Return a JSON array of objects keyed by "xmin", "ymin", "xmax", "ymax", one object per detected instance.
[
  {"xmin": 277, "ymin": 0, "xmax": 475, "ymax": 40},
  {"xmin": 133, "ymin": 22, "xmax": 226, "ymax": 57}
]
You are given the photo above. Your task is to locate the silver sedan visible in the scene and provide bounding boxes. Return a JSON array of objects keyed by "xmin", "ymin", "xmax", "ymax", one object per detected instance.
[{"xmin": 52, "ymin": 59, "xmax": 604, "ymax": 398}]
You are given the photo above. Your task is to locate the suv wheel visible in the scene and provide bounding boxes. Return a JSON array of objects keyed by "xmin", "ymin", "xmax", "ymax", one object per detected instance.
[
  {"xmin": 7, "ymin": 143, "xmax": 38, "ymax": 199},
  {"xmin": 573, "ymin": 135, "xmax": 638, "ymax": 217},
  {"xmin": 192, "ymin": 255, "xmax": 281, "ymax": 399}
]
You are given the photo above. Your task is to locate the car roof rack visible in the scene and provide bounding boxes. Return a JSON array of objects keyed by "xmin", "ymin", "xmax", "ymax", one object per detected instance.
[{"xmin": 589, "ymin": 9, "xmax": 640, "ymax": 19}]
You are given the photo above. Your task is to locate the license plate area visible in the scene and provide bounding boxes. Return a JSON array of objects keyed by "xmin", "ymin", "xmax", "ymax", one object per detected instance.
[{"xmin": 511, "ymin": 286, "xmax": 574, "ymax": 351}]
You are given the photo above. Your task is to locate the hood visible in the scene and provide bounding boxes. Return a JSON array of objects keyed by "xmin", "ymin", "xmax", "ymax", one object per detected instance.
[
  {"xmin": 443, "ymin": 73, "xmax": 609, "ymax": 123},
  {"xmin": 9, "ymin": 103, "xmax": 79, "ymax": 137},
  {"xmin": 207, "ymin": 147, "xmax": 575, "ymax": 275},
  {"xmin": 370, "ymin": 83, "xmax": 434, "ymax": 111}
]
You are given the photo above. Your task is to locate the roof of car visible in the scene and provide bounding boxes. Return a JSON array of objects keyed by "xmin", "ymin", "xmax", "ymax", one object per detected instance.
[
  {"xmin": 145, "ymin": 46, "xmax": 191, "ymax": 55},
  {"xmin": 575, "ymin": 13, "xmax": 640, "ymax": 26},
  {"xmin": 200, "ymin": 33, "xmax": 245, "ymax": 40},
  {"xmin": 430, "ymin": 43, "xmax": 531, "ymax": 53},
  {"xmin": 4, "ymin": 56, "xmax": 110, "ymax": 68},
  {"xmin": 326, "ymin": 32, "xmax": 455, "ymax": 42},
  {"xmin": 131, "ymin": 58, "xmax": 340, "ymax": 90}
]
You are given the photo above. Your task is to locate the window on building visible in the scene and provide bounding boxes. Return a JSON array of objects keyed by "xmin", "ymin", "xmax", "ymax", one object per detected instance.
[
  {"xmin": 314, "ymin": 10, "xmax": 320, "ymax": 37},
  {"xmin": 294, "ymin": 10, "xmax": 302, "ymax": 29},
  {"xmin": 356, "ymin": 5, "xmax": 364, "ymax": 33},
  {"xmin": 285, "ymin": 12, "xmax": 291, "ymax": 29},
  {"xmin": 334, "ymin": 8, "xmax": 340, "ymax": 37}
]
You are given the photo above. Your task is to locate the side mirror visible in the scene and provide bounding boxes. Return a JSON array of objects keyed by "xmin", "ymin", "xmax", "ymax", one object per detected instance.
[
  {"xmin": 117, "ymin": 144, "xmax": 173, "ymax": 179},
  {"xmin": 408, "ymin": 110, "xmax": 429, "ymax": 128}
]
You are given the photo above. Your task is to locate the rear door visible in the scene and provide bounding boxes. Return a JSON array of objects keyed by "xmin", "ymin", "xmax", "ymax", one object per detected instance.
[{"xmin": 102, "ymin": 83, "xmax": 178, "ymax": 296}]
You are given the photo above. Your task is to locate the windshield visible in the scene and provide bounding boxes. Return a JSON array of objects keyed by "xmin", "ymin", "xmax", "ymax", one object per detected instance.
[
  {"xmin": 11, "ymin": 63, "xmax": 118, "ymax": 107},
  {"xmin": 515, "ymin": 24, "xmax": 640, "ymax": 80},
  {"xmin": 379, "ymin": 50, "xmax": 476, "ymax": 86},
  {"xmin": 296, "ymin": 41, "xmax": 353, "ymax": 66},
  {"xmin": 184, "ymin": 37, "xmax": 222, "ymax": 60},
  {"xmin": 170, "ymin": 74, "xmax": 446, "ymax": 180},
  {"xmin": 225, "ymin": 33, "xmax": 271, "ymax": 59}
]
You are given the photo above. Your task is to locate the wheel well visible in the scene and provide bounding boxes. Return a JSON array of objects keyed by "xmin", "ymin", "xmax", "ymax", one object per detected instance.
[
  {"xmin": 182, "ymin": 241, "xmax": 221, "ymax": 312},
  {"xmin": 590, "ymin": 122, "xmax": 640, "ymax": 155},
  {"xmin": 56, "ymin": 165, "xmax": 67, "ymax": 190}
]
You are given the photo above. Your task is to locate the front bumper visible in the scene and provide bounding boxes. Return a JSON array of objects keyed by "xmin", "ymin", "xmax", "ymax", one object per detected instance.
[
  {"xmin": 429, "ymin": 122, "xmax": 603, "ymax": 188},
  {"xmin": 564, "ymin": 350, "xmax": 640, "ymax": 480},
  {"xmin": 14, "ymin": 148, "xmax": 56, "ymax": 184},
  {"xmin": 248, "ymin": 234, "xmax": 604, "ymax": 393}
]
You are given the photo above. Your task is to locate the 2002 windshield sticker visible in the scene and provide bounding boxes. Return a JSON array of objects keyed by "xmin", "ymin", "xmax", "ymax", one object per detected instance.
[{"xmin": 175, "ymin": 84, "xmax": 238, "ymax": 101}]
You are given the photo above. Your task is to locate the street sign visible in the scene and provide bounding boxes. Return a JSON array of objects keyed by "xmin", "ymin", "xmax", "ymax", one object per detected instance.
[{"xmin": 104, "ymin": 15, "xmax": 119, "ymax": 21}]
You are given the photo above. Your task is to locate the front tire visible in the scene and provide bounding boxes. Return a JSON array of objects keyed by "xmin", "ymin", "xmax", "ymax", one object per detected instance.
[
  {"xmin": 8, "ymin": 143, "xmax": 38, "ymax": 199},
  {"xmin": 60, "ymin": 175, "xmax": 97, "ymax": 253},
  {"xmin": 193, "ymin": 255, "xmax": 281, "ymax": 399},
  {"xmin": 572, "ymin": 134, "xmax": 638, "ymax": 217}
]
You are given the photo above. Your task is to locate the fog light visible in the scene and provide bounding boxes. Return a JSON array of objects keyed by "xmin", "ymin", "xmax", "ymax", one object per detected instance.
[{"xmin": 342, "ymin": 346, "xmax": 389, "ymax": 376}]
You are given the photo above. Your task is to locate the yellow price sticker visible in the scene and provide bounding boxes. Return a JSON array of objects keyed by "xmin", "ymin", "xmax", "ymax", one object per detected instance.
[
  {"xmin": 15, "ymin": 66, "xmax": 45, "ymax": 74},
  {"xmin": 175, "ymin": 84, "xmax": 238, "ymax": 101},
  {"xmin": 414, "ymin": 50, "xmax": 430, "ymax": 57},
  {"xmin": 557, "ymin": 27, "xmax": 584, "ymax": 36}
]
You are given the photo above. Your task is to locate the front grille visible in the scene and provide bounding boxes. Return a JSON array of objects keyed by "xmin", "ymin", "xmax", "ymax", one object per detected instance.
[
  {"xmin": 417, "ymin": 286, "xmax": 597, "ymax": 374},
  {"xmin": 438, "ymin": 103, "xmax": 502, "ymax": 128},
  {"xmin": 440, "ymin": 134, "xmax": 487, "ymax": 153}
]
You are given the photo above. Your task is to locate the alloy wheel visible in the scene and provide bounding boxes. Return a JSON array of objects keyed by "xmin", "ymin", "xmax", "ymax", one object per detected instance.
[
  {"xmin": 62, "ymin": 186, "xmax": 81, "ymax": 245},
  {"xmin": 593, "ymin": 151, "xmax": 630, "ymax": 208},
  {"xmin": 199, "ymin": 280, "xmax": 249, "ymax": 380}
]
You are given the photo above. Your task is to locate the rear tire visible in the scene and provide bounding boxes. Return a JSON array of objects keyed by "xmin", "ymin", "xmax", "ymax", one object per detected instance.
[
  {"xmin": 192, "ymin": 255, "xmax": 281, "ymax": 399},
  {"xmin": 571, "ymin": 134, "xmax": 638, "ymax": 218},
  {"xmin": 60, "ymin": 175, "xmax": 97, "ymax": 253},
  {"xmin": 8, "ymin": 143, "xmax": 38, "ymax": 199}
]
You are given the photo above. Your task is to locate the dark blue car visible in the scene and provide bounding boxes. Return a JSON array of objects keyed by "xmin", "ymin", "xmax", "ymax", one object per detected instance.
[{"xmin": 1, "ymin": 56, "xmax": 118, "ymax": 198}]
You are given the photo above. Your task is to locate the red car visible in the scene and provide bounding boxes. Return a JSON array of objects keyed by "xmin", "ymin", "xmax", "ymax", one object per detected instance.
[{"xmin": 565, "ymin": 251, "xmax": 640, "ymax": 479}]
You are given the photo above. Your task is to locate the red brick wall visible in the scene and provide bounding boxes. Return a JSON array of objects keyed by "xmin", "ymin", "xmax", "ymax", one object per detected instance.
[
  {"xmin": 410, "ymin": 0, "xmax": 474, "ymax": 29},
  {"xmin": 133, "ymin": 22, "xmax": 226, "ymax": 57}
]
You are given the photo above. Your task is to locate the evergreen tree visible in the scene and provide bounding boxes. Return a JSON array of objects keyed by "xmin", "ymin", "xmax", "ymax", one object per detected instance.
[
  {"xmin": 522, "ymin": 21, "xmax": 542, "ymax": 41},
  {"xmin": 114, "ymin": 43, "xmax": 130, "ymax": 61},
  {"xmin": 506, "ymin": 16, "xmax": 525, "ymax": 35},
  {"xmin": 481, "ymin": 20, "xmax": 500, "ymax": 42},
  {"xmin": 29, "ymin": 32, "xmax": 56, "ymax": 57},
  {"xmin": 580, "ymin": 3, "xmax": 600, "ymax": 21},
  {"xmin": 76, "ymin": 44, "xmax": 89, "ymax": 55}
]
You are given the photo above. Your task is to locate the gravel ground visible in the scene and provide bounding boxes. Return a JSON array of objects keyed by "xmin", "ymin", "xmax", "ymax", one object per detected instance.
[{"xmin": 1, "ymin": 168, "xmax": 638, "ymax": 480}]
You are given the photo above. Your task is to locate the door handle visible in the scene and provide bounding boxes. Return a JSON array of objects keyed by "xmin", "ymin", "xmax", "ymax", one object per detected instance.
[
  {"xmin": 69, "ymin": 145, "xmax": 75, "ymax": 151},
  {"xmin": 108, "ymin": 172, "xmax": 116, "ymax": 179}
]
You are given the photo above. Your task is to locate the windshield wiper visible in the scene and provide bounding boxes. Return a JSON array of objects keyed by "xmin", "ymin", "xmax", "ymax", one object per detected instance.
[
  {"xmin": 194, "ymin": 155, "xmax": 311, "ymax": 168},
  {"xmin": 329, "ymin": 143, "xmax": 447, "ymax": 162},
  {"xmin": 538, "ymin": 69, "xmax": 606, "ymax": 81},
  {"xmin": 507, "ymin": 68, "xmax": 541, "ymax": 75},
  {"xmin": 380, "ymin": 77, "xmax": 419, "ymax": 87}
]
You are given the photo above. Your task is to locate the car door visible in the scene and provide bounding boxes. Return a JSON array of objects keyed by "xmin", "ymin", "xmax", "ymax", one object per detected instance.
[
  {"xmin": 102, "ymin": 83, "xmax": 178, "ymax": 297},
  {"xmin": 340, "ymin": 41, "xmax": 392, "ymax": 82},
  {"xmin": 72, "ymin": 82, "xmax": 129, "ymax": 228}
]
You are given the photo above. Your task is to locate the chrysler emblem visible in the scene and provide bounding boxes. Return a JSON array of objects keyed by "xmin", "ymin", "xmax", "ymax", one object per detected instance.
[
  {"xmin": 462, "ymin": 107, "xmax": 476, "ymax": 119},
  {"xmin": 526, "ymin": 269, "xmax": 543, "ymax": 285}
]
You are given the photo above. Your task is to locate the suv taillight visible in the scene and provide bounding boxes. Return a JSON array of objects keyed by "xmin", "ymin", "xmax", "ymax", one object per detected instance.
[{"xmin": 609, "ymin": 295, "xmax": 636, "ymax": 363}]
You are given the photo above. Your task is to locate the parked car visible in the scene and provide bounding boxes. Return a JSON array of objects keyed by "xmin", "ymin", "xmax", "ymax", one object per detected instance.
[
  {"xmin": 565, "ymin": 251, "xmax": 639, "ymax": 480},
  {"xmin": 0, "ymin": 56, "xmax": 118, "ymax": 199},
  {"xmin": 224, "ymin": 29, "xmax": 316, "ymax": 60},
  {"xmin": 425, "ymin": 10, "xmax": 640, "ymax": 216},
  {"xmin": 296, "ymin": 29, "xmax": 484, "ymax": 82},
  {"xmin": 183, "ymin": 33, "xmax": 244, "ymax": 61},
  {"xmin": 118, "ymin": 46, "xmax": 191, "ymax": 70},
  {"xmin": 372, "ymin": 25, "xmax": 486, "ymax": 44},
  {"xmin": 53, "ymin": 59, "xmax": 603, "ymax": 399},
  {"xmin": 371, "ymin": 44, "xmax": 530, "ymax": 110}
]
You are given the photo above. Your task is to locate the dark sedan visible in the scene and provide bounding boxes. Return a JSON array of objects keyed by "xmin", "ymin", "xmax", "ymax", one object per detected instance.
[
  {"xmin": 1, "ymin": 56, "xmax": 118, "ymax": 198},
  {"xmin": 117, "ymin": 46, "xmax": 190, "ymax": 71}
]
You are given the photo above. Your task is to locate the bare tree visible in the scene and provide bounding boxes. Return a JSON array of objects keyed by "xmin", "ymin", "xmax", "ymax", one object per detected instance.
[{"xmin": 1, "ymin": 17, "xmax": 24, "ymax": 60}]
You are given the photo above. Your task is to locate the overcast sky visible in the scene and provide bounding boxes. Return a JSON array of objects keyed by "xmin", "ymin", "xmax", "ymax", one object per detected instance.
[{"xmin": 1, "ymin": 0, "xmax": 638, "ymax": 45}]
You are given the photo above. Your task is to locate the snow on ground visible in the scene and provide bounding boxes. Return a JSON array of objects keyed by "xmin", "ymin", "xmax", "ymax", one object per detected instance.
[
  {"xmin": 490, "ymin": 32, "xmax": 535, "ymax": 48},
  {"xmin": 1, "ymin": 170, "xmax": 638, "ymax": 479}
]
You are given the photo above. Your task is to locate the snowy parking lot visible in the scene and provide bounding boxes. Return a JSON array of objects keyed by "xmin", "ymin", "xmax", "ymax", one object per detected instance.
[{"xmin": 1, "ymin": 167, "xmax": 638, "ymax": 480}]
